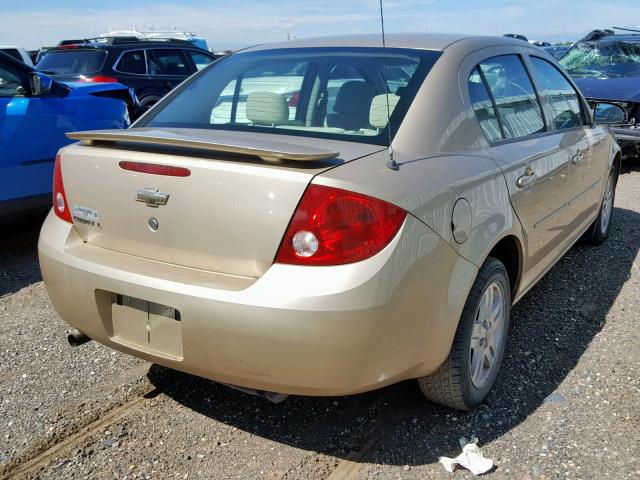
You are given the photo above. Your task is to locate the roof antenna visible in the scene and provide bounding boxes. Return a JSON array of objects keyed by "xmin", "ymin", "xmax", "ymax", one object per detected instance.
[{"xmin": 379, "ymin": 0, "xmax": 399, "ymax": 171}]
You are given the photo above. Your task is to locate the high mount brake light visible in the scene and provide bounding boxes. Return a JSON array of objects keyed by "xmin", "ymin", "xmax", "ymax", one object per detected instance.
[
  {"xmin": 275, "ymin": 184, "xmax": 406, "ymax": 266},
  {"xmin": 119, "ymin": 161, "xmax": 191, "ymax": 177},
  {"xmin": 52, "ymin": 153, "xmax": 72, "ymax": 223}
]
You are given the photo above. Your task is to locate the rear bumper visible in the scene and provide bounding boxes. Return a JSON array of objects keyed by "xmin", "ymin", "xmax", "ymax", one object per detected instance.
[{"xmin": 39, "ymin": 212, "xmax": 477, "ymax": 396}]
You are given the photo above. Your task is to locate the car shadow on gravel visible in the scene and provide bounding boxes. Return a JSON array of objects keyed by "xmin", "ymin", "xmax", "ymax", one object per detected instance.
[
  {"xmin": 149, "ymin": 206, "xmax": 640, "ymax": 467},
  {"xmin": 0, "ymin": 214, "xmax": 46, "ymax": 297}
]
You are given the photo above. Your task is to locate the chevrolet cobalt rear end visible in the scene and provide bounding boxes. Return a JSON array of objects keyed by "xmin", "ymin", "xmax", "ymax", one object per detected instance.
[{"xmin": 40, "ymin": 35, "xmax": 621, "ymax": 410}]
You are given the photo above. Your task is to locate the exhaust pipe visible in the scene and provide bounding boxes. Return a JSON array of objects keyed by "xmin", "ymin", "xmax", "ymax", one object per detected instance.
[
  {"xmin": 223, "ymin": 384, "xmax": 289, "ymax": 403},
  {"xmin": 67, "ymin": 331, "xmax": 92, "ymax": 347}
]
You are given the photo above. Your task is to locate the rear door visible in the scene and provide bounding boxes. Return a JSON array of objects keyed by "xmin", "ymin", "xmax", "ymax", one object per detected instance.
[
  {"xmin": 526, "ymin": 55, "xmax": 609, "ymax": 227},
  {"xmin": 463, "ymin": 50, "xmax": 575, "ymax": 289}
]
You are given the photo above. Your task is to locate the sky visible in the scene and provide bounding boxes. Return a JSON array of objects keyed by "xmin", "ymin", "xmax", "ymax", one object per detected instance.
[{"xmin": 2, "ymin": 0, "xmax": 640, "ymax": 51}]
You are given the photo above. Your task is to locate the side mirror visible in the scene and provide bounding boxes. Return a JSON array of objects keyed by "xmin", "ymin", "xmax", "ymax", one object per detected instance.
[
  {"xmin": 593, "ymin": 102, "xmax": 627, "ymax": 126},
  {"xmin": 29, "ymin": 72, "xmax": 53, "ymax": 96}
]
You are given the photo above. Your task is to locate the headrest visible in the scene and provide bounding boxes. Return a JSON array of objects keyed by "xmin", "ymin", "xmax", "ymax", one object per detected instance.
[
  {"xmin": 246, "ymin": 91, "xmax": 289, "ymax": 125},
  {"xmin": 369, "ymin": 94, "xmax": 400, "ymax": 129},
  {"xmin": 333, "ymin": 81, "xmax": 376, "ymax": 114}
]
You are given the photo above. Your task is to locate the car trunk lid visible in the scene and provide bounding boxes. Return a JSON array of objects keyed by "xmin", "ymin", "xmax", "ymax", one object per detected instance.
[{"xmin": 60, "ymin": 128, "xmax": 382, "ymax": 278}]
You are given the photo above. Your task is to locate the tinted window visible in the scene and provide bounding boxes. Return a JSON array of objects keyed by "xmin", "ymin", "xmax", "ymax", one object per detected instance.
[
  {"xmin": 468, "ymin": 67, "xmax": 502, "ymax": 142},
  {"xmin": 0, "ymin": 64, "xmax": 23, "ymax": 96},
  {"xmin": 529, "ymin": 57, "xmax": 583, "ymax": 130},
  {"xmin": 141, "ymin": 47, "xmax": 441, "ymax": 146},
  {"xmin": 148, "ymin": 49, "xmax": 190, "ymax": 76},
  {"xmin": 36, "ymin": 49, "xmax": 106, "ymax": 75},
  {"xmin": 1, "ymin": 49, "xmax": 22, "ymax": 62},
  {"xmin": 117, "ymin": 50, "xmax": 146, "ymax": 74},
  {"xmin": 187, "ymin": 51, "xmax": 213, "ymax": 71},
  {"xmin": 479, "ymin": 55, "xmax": 545, "ymax": 139}
]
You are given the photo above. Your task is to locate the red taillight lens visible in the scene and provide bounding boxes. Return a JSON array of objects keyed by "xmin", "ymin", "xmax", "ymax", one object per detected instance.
[
  {"xmin": 119, "ymin": 161, "xmax": 191, "ymax": 177},
  {"xmin": 82, "ymin": 75, "xmax": 118, "ymax": 83},
  {"xmin": 275, "ymin": 185, "xmax": 406, "ymax": 266},
  {"xmin": 287, "ymin": 91, "xmax": 300, "ymax": 107},
  {"xmin": 52, "ymin": 153, "xmax": 72, "ymax": 223}
]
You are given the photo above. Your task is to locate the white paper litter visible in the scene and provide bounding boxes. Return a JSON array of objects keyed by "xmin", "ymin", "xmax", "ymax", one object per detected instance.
[{"xmin": 438, "ymin": 435, "xmax": 494, "ymax": 475}]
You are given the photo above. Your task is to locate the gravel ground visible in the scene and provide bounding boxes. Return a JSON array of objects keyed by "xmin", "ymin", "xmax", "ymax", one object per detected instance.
[{"xmin": 1, "ymin": 167, "xmax": 639, "ymax": 480}]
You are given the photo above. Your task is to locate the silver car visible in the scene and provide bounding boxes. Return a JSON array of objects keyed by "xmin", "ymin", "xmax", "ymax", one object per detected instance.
[{"xmin": 39, "ymin": 34, "xmax": 625, "ymax": 410}]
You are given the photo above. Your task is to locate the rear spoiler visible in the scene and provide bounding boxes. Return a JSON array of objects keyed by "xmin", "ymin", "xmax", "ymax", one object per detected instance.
[{"xmin": 66, "ymin": 130, "xmax": 340, "ymax": 163}]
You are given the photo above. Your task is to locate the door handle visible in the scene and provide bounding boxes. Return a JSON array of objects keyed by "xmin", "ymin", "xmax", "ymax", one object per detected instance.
[
  {"xmin": 571, "ymin": 152, "xmax": 584, "ymax": 166},
  {"xmin": 516, "ymin": 167, "xmax": 537, "ymax": 188}
]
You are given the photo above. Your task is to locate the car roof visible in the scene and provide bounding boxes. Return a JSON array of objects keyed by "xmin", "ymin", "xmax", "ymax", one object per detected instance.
[
  {"xmin": 243, "ymin": 33, "xmax": 528, "ymax": 53},
  {"xmin": 0, "ymin": 49, "xmax": 32, "ymax": 70}
]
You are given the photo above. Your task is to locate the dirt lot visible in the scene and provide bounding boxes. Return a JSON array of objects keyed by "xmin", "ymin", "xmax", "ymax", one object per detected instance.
[{"xmin": 1, "ymin": 166, "xmax": 639, "ymax": 480}]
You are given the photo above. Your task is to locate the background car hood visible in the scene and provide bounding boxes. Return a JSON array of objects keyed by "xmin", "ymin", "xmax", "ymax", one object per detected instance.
[{"xmin": 573, "ymin": 77, "xmax": 640, "ymax": 102}]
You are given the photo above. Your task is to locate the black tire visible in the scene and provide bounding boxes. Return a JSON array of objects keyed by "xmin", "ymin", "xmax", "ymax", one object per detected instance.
[
  {"xmin": 582, "ymin": 168, "xmax": 616, "ymax": 245},
  {"xmin": 418, "ymin": 257, "xmax": 511, "ymax": 411}
]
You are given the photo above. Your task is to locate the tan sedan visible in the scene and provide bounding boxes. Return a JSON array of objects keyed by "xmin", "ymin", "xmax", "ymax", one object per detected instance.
[{"xmin": 39, "ymin": 34, "xmax": 626, "ymax": 410}]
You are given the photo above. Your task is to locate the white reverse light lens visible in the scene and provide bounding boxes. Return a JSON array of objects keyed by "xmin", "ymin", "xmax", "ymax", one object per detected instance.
[
  {"xmin": 55, "ymin": 192, "xmax": 65, "ymax": 213},
  {"xmin": 292, "ymin": 230, "xmax": 318, "ymax": 258}
]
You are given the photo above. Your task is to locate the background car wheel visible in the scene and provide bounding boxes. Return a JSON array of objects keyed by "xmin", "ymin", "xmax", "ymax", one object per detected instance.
[
  {"xmin": 418, "ymin": 257, "xmax": 511, "ymax": 411},
  {"xmin": 583, "ymin": 168, "xmax": 617, "ymax": 245}
]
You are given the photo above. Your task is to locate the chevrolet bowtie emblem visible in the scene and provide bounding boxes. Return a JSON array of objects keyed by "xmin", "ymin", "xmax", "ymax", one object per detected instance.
[{"xmin": 136, "ymin": 187, "xmax": 170, "ymax": 208}]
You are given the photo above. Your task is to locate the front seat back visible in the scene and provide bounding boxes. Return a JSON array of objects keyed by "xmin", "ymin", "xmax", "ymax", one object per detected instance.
[{"xmin": 326, "ymin": 81, "xmax": 376, "ymax": 131}]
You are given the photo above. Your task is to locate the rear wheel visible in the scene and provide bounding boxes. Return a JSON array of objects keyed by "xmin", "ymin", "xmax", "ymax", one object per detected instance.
[
  {"xmin": 583, "ymin": 168, "xmax": 616, "ymax": 244},
  {"xmin": 418, "ymin": 257, "xmax": 511, "ymax": 411}
]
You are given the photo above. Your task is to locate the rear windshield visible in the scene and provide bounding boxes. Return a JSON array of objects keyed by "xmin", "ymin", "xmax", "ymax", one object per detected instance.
[
  {"xmin": 139, "ymin": 47, "xmax": 441, "ymax": 145},
  {"xmin": 36, "ymin": 49, "xmax": 107, "ymax": 75}
]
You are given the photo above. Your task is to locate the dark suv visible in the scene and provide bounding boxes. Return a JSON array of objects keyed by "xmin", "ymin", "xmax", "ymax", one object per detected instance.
[{"xmin": 35, "ymin": 37, "xmax": 218, "ymax": 108}]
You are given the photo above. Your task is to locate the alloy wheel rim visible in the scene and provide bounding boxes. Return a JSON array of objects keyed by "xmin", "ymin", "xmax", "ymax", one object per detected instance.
[
  {"xmin": 600, "ymin": 176, "xmax": 614, "ymax": 234},
  {"xmin": 469, "ymin": 281, "xmax": 506, "ymax": 389}
]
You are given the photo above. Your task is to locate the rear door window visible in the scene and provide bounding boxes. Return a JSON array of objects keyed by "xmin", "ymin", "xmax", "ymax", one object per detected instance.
[
  {"xmin": 468, "ymin": 67, "xmax": 502, "ymax": 142},
  {"xmin": 529, "ymin": 56, "xmax": 583, "ymax": 130},
  {"xmin": 116, "ymin": 50, "xmax": 146, "ymax": 75},
  {"xmin": 479, "ymin": 55, "xmax": 545, "ymax": 140},
  {"xmin": 148, "ymin": 49, "xmax": 190, "ymax": 76},
  {"xmin": 186, "ymin": 51, "xmax": 214, "ymax": 71}
]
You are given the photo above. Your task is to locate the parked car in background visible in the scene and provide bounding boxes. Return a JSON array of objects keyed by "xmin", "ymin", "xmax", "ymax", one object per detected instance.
[
  {"xmin": 0, "ymin": 51, "xmax": 133, "ymax": 220},
  {"xmin": 35, "ymin": 37, "xmax": 218, "ymax": 108},
  {"xmin": 544, "ymin": 45, "xmax": 570, "ymax": 59},
  {"xmin": 560, "ymin": 28, "xmax": 640, "ymax": 160},
  {"xmin": 0, "ymin": 46, "xmax": 34, "ymax": 67},
  {"xmin": 40, "ymin": 34, "xmax": 624, "ymax": 411}
]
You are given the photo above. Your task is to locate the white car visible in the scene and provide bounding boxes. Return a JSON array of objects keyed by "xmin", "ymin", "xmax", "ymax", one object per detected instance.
[{"xmin": 0, "ymin": 46, "xmax": 34, "ymax": 67}]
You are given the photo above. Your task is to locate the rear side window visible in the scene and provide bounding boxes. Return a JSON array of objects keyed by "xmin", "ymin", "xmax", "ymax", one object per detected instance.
[
  {"xmin": 529, "ymin": 57, "xmax": 583, "ymax": 130},
  {"xmin": 479, "ymin": 55, "xmax": 545, "ymax": 140},
  {"xmin": 187, "ymin": 51, "xmax": 214, "ymax": 71},
  {"xmin": 36, "ymin": 49, "xmax": 106, "ymax": 75},
  {"xmin": 468, "ymin": 67, "xmax": 502, "ymax": 142},
  {"xmin": 148, "ymin": 49, "xmax": 190, "ymax": 76},
  {"xmin": 116, "ymin": 50, "xmax": 146, "ymax": 74}
]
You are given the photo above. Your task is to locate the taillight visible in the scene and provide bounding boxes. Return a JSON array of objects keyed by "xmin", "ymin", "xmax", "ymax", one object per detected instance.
[
  {"xmin": 52, "ymin": 153, "xmax": 72, "ymax": 223},
  {"xmin": 275, "ymin": 185, "xmax": 406, "ymax": 266},
  {"xmin": 287, "ymin": 91, "xmax": 300, "ymax": 107},
  {"xmin": 81, "ymin": 75, "xmax": 118, "ymax": 83}
]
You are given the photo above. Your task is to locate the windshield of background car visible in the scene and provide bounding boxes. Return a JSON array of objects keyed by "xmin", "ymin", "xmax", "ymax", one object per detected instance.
[
  {"xmin": 559, "ymin": 39, "xmax": 640, "ymax": 78},
  {"xmin": 139, "ymin": 47, "xmax": 441, "ymax": 146},
  {"xmin": 36, "ymin": 49, "xmax": 107, "ymax": 75}
]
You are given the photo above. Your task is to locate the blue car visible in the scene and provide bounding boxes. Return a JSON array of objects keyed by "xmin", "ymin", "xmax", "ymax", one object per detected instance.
[
  {"xmin": 0, "ymin": 51, "xmax": 135, "ymax": 220},
  {"xmin": 559, "ymin": 29, "xmax": 640, "ymax": 160}
]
